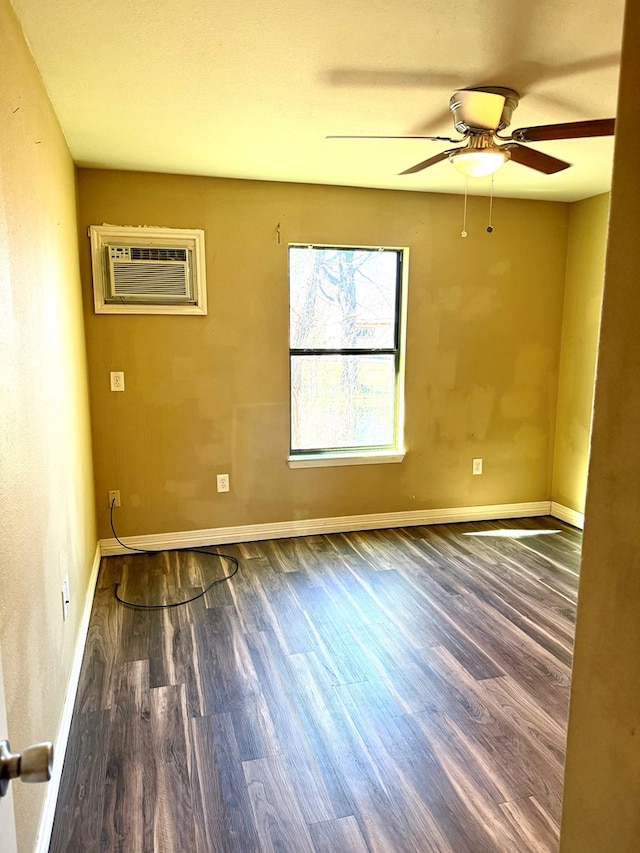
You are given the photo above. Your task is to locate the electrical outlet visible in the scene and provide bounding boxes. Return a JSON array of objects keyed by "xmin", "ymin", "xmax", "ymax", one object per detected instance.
[
  {"xmin": 216, "ymin": 473, "xmax": 230, "ymax": 493},
  {"xmin": 472, "ymin": 458, "xmax": 483, "ymax": 476},
  {"xmin": 110, "ymin": 371, "xmax": 125, "ymax": 391},
  {"xmin": 108, "ymin": 489, "xmax": 121, "ymax": 508},
  {"xmin": 61, "ymin": 575, "xmax": 70, "ymax": 621}
]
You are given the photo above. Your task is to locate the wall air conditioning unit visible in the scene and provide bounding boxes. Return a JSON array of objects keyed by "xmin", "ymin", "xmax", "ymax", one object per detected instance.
[
  {"xmin": 89, "ymin": 225, "xmax": 207, "ymax": 315},
  {"xmin": 107, "ymin": 245, "xmax": 192, "ymax": 303}
]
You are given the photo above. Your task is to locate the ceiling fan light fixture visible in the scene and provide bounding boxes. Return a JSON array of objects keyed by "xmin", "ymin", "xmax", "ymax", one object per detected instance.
[{"xmin": 449, "ymin": 147, "xmax": 510, "ymax": 177}]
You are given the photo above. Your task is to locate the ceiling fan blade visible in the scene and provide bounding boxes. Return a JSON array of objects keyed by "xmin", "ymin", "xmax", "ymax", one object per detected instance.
[
  {"xmin": 501, "ymin": 142, "xmax": 571, "ymax": 174},
  {"xmin": 400, "ymin": 149, "xmax": 458, "ymax": 175},
  {"xmin": 326, "ymin": 134, "xmax": 461, "ymax": 143},
  {"xmin": 511, "ymin": 118, "xmax": 615, "ymax": 142}
]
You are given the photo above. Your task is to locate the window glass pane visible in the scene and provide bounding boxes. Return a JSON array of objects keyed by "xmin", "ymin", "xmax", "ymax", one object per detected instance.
[
  {"xmin": 290, "ymin": 247, "xmax": 398, "ymax": 350},
  {"xmin": 291, "ymin": 354, "xmax": 396, "ymax": 450}
]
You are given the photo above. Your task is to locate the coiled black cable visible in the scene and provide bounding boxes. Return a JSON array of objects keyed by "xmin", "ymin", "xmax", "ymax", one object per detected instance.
[{"xmin": 110, "ymin": 499, "xmax": 239, "ymax": 609}]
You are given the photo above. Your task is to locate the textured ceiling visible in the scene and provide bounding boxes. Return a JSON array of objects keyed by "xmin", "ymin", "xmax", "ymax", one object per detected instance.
[{"xmin": 11, "ymin": 0, "xmax": 624, "ymax": 201}]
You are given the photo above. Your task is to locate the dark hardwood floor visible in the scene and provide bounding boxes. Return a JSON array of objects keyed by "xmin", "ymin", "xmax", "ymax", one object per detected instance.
[{"xmin": 49, "ymin": 516, "xmax": 581, "ymax": 852}]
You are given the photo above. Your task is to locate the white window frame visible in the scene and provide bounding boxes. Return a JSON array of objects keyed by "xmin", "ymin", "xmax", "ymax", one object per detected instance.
[{"xmin": 287, "ymin": 244, "xmax": 408, "ymax": 469}]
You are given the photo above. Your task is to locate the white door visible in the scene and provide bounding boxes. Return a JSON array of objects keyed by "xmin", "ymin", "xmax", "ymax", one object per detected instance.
[{"xmin": 0, "ymin": 640, "xmax": 19, "ymax": 853}]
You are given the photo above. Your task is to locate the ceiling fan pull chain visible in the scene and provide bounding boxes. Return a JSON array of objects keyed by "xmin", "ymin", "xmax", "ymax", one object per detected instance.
[
  {"xmin": 487, "ymin": 176, "xmax": 495, "ymax": 233},
  {"xmin": 461, "ymin": 179, "xmax": 468, "ymax": 238}
]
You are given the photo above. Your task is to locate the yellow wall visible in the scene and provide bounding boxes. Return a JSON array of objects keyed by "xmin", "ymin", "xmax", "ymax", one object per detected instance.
[
  {"xmin": 561, "ymin": 1, "xmax": 640, "ymax": 848},
  {"xmin": 0, "ymin": 1, "xmax": 96, "ymax": 849},
  {"xmin": 77, "ymin": 170, "xmax": 569, "ymax": 539},
  {"xmin": 552, "ymin": 193, "xmax": 609, "ymax": 513}
]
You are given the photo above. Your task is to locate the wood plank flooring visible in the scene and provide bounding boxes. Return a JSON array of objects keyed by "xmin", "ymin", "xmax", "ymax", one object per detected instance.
[{"xmin": 49, "ymin": 516, "xmax": 581, "ymax": 852}]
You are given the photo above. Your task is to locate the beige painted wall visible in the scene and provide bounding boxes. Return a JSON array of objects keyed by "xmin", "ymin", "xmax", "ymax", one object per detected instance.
[
  {"xmin": 0, "ymin": 1, "xmax": 96, "ymax": 849},
  {"xmin": 560, "ymin": 1, "xmax": 640, "ymax": 849},
  {"xmin": 77, "ymin": 170, "xmax": 569, "ymax": 539},
  {"xmin": 552, "ymin": 193, "xmax": 609, "ymax": 513}
]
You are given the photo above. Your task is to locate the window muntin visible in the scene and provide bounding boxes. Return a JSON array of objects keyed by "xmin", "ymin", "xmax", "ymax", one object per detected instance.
[{"xmin": 289, "ymin": 245, "xmax": 405, "ymax": 456}]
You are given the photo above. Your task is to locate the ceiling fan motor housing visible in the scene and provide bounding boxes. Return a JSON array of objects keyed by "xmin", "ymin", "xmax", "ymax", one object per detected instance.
[{"xmin": 449, "ymin": 87, "xmax": 520, "ymax": 134}]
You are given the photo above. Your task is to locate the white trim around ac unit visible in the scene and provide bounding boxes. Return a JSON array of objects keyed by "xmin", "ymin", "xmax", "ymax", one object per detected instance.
[{"xmin": 88, "ymin": 224, "xmax": 207, "ymax": 315}]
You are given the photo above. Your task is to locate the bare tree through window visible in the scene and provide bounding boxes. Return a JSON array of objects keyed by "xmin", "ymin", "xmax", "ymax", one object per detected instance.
[{"xmin": 289, "ymin": 246, "xmax": 404, "ymax": 454}]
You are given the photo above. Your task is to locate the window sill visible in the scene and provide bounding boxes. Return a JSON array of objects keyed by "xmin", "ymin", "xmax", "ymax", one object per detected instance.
[{"xmin": 288, "ymin": 451, "xmax": 405, "ymax": 469}]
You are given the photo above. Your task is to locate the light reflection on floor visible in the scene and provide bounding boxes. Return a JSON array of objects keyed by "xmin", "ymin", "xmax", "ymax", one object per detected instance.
[{"xmin": 462, "ymin": 529, "xmax": 561, "ymax": 538}]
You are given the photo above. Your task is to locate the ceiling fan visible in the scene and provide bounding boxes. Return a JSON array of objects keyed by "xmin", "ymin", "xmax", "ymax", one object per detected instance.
[{"xmin": 329, "ymin": 87, "xmax": 615, "ymax": 178}]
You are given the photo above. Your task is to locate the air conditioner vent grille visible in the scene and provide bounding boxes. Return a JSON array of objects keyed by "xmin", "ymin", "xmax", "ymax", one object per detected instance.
[{"xmin": 110, "ymin": 262, "xmax": 193, "ymax": 298}]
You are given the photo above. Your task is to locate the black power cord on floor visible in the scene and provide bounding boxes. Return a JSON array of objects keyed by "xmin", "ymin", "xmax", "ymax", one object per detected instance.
[{"xmin": 109, "ymin": 499, "xmax": 239, "ymax": 610}]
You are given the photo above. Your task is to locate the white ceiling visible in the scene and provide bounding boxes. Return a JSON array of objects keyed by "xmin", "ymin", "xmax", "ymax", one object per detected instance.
[{"xmin": 11, "ymin": 0, "xmax": 625, "ymax": 201}]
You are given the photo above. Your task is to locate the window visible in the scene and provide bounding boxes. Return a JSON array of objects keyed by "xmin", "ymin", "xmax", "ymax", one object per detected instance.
[{"xmin": 288, "ymin": 245, "xmax": 407, "ymax": 465}]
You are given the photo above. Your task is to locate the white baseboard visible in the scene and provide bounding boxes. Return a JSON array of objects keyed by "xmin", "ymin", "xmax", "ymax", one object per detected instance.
[
  {"xmin": 550, "ymin": 501, "xmax": 585, "ymax": 529},
  {"xmin": 100, "ymin": 500, "xmax": 553, "ymax": 554},
  {"xmin": 35, "ymin": 542, "xmax": 102, "ymax": 853}
]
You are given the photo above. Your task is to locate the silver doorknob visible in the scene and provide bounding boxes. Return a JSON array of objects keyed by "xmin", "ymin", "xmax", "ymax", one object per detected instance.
[{"xmin": 0, "ymin": 739, "xmax": 53, "ymax": 797}]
